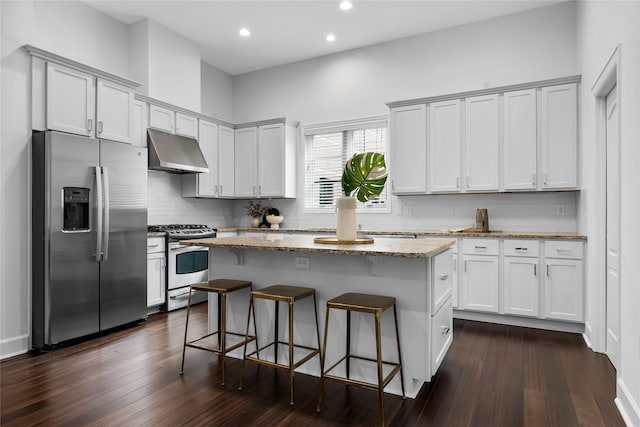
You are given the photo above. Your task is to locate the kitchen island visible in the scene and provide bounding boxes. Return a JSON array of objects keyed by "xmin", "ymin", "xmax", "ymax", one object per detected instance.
[{"xmin": 180, "ymin": 234, "xmax": 455, "ymax": 398}]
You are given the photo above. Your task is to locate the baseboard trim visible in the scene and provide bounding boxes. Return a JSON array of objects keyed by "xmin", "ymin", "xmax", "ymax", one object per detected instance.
[
  {"xmin": 453, "ymin": 310, "xmax": 585, "ymax": 334},
  {"xmin": 0, "ymin": 334, "xmax": 29, "ymax": 360},
  {"xmin": 616, "ymin": 378, "xmax": 640, "ymax": 427}
]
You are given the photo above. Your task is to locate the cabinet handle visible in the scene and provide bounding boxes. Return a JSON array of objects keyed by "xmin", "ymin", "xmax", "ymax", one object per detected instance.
[
  {"xmin": 466, "ymin": 176, "xmax": 470, "ymax": 188},
  {"xmin": 441, "ymin": 326, "xmax": 450, "ymax": 335},
  {"xmin": 98, "ymin": 121, "xmax": 103, "ymax": 134},
  {"xmin": 453, "ymin": 262, "xmax": 457, "ymax": 271},
  {"xmin": 531, "ymin": 173, "xmax": 536, "ymax": 186},
  {"xmin": 546, "ymin": 265, "xmax": 550, "ymax": 277},
  {"xmin": 147, "ymin": 244, "xmax": 160, "ymax": 249},
  {"xmin": 220, "ymin": 184, "xmax": 223, "ymax": 193},
  {"xmin": 438, "ymin": 274, "xmax": 449, "ymax": 281},
  {"xmin": 556, "ymin": 249, "xmax": 572, "ymax": 255},
  {"xmin": 258, "ymin": 185, "xmax": 262, "ymax": 195},
  {"xmin": 456, "ymin": 177, "xmax": 460, "ymax": 189},
  {"xmin": 464, "ymin": 260, "xmax": 468, "ymax": 272},
  {"xmin": 543, "ymin": 172, "xmax": 548, "ymax": 185},
  {"xmin": 534, "ymin": 264, "xmax": 537, "ymax": 276},
  {"xmin": 391, "ymin": 180, "xmax": 395, "ymax": 190},
  {"xmin": 252, "ymin": 185, "xmax": 257, "ymax": 195},
  {"xmin": 515, "ymin": 247, "xmax": 528, "ymax": 252},
  {"xmin": 87, "ymin": 118, "xmax": 93, "ymax": 131},
  {"xmin": 475, "ymin": 245, "xmax": 487, "ymax": 250}
]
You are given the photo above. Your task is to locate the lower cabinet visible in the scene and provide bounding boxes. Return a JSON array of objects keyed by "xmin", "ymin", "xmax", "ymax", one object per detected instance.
[
  {"xmin": 147, "ymin": 237, "xmax": 166, "ymax": 308},
  {"xmin": 503, "ymin": 256, "xmax": 539, "ymax": 317},
  {"xmin": 461, "ymin": 239, "xmax": 499, "ymax": 313},
  {"xmin": 544, "ymin": 258, "xmax": 584, "ymax": 322}
]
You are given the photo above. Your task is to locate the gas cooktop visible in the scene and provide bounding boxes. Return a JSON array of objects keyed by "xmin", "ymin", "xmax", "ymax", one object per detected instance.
[{"xmin": 148, "ymin": 224, "xmax": 216, "ymax": 239}]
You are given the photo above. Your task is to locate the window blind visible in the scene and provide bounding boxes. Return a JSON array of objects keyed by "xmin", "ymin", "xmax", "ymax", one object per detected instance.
[{"xmin": 304, "ymin": 119, "xmax": 388, "ymax": 211}]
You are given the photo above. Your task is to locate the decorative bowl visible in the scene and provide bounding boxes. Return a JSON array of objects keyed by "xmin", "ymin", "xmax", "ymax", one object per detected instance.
[{"xmin": 265, "ymin": 214, "xmax": 284, "ymax": 229}]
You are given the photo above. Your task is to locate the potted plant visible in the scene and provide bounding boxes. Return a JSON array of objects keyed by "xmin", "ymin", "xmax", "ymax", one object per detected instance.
[
  {"xmin": 337, "ymin": 152, "xmax": 388, "ymax": 241},
  {"xmin": 245, "ymin": 201, "xmax": 266, "ymax": 228}
]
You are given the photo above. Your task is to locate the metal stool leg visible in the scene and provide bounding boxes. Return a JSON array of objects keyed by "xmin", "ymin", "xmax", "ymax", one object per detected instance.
[
  {"xmin": 274, "ymin": 300, "xmax": 279, "ymax": 366},
  {"xmin": 316, "ymin": 304, "xmax": 331, "ymax": 412},
  {"xmin": 393, "ymin": 304, "xmax": 406, "ymax": 399},
  {"xmin": 220, "ymin": 292, "xmax": 227, "ymax": 386},
  {"xmin": 238, "ymin": 295, "xmax": 254, "ymax": 391},
  {"xmin": 375, "ymin": 311, "xmax": 385, "ymax": 426},
  {"xmin": 288, "ymin": 300, "xmax": 295, "ymax": 405},
  {"xmin": 180, "ymin": 287, "xmax": 194, "ymax": 375},
  {"xmin": 346, "ymin": 310, "xmax": 351, "ymax": 380},
  {"xmin": 313, "ymin": 293, "xmax": 322, "ymax": 374}
]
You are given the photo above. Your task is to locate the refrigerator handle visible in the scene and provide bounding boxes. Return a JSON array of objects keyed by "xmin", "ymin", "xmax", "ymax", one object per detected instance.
[
  {"xmin": 95, "ymin": 166, "xmax": 103, "ymax": 262},
  {"xmin": 102, "ymin": 167, "xmax": 110, "ymax": 261}
]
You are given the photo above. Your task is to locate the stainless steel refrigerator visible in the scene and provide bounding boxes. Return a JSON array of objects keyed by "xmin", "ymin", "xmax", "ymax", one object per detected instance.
[{"xmin": 32, "ymin": 131, "xmax": 148, "ymax": 349}]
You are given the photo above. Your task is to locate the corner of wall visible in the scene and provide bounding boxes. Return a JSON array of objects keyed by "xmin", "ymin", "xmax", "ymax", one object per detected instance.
[{"xmin": 616, "ymin": 379, "xmax": 640, "ymax": 427}]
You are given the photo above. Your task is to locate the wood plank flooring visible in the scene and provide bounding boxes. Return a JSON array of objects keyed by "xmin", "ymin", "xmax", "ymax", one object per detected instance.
[{"xmin": 1, "ymin": 303, "xmax": 625, "ymax": 426}]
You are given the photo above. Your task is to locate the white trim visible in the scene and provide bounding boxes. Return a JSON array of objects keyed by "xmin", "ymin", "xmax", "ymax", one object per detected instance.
[
  {"xmin": 303, "ymin": 115, "xmax": 388, "ymax": 136},
  {"xmin": 453, "ymin": 310, "xmax": 585, "ymax": 334},
  {"xmin": 590, "ymin": 44, "xmax": 621, "ymax": 356},
  {"xmin": 0, "ymin": 334, "xmax": 29, "ymax": 360},
  {"xmin": 616, "ymin": 378, "xmax": 640, "ymax": 427}
]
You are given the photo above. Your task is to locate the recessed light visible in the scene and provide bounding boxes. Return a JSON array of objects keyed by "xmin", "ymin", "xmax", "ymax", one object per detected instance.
[
  {"xmin": 339, "ymin": 1, "xmax": 352, "ymax": 11},
  {"xmin": 239, "ymin": 28, "xmax": 251, "ymax": 37},
  {"xmin": 326, "ymin": 34, "xmax": 336, "ymax": 42}
]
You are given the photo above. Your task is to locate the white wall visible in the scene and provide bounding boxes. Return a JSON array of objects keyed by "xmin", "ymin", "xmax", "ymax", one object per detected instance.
[
  {"xmin": 201, "ymin": 62, "xmax": 234, "ymax": 122},
  {"xmin": 230, "ymin": 2, "xmax": 579, "ymax": 233},
  {"xmin": 577, "ymin": 2, "xmax": 640, "ymax": 425}
]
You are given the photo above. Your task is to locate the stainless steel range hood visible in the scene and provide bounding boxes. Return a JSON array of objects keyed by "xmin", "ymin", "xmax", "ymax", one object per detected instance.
[{"xmin": 147, "ymin": 128, "xmax": 209, "ymax": 174}]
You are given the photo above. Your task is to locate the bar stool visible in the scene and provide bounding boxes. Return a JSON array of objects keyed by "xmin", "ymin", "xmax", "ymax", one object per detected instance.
[
  {"xmin": 180, "ymin": 279, "xmax": 257, "ymax": 386},
  {"xmin": 316, "ymin": 292, "xmax": 405, "ymax": 426},
  {"xmin": 238, "ymin": 284, "xmax": 321, "ymax": 405}
]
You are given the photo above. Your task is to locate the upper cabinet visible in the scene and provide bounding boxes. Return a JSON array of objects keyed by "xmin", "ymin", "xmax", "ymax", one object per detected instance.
[
  {"xmin": 148, "ymin": 105, "xmax": 198, "ymax": 139},
  {"xmin": 234, "ymin": 121, "xmax": 297, "ymax": 199},
  {"xmin": 217, "ymin": 125, "xmax": 235, "ymax": 198},
  {"xmin": 387, "ymin": 76, "xmax": 580, "ymax": 195},
  {"xmin": 43, "ymin": 63, "xmax": 134, "ymax": 144}
]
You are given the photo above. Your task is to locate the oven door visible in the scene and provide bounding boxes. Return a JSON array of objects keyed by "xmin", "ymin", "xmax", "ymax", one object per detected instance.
[{"xmin": 167, "ymin": 242, "xmax": 209, "ymax": 290}]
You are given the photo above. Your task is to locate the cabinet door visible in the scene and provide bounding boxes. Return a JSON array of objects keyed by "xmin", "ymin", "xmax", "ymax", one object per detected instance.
[
  {"xmin": 461, "ymin": 255, "xmax": 499, "ymax": 312},
  {"xmin": 196, "ymin": 120, "xmax": 219, "ymax": 197},
  {"xmin": 451, "ymin": 253, "xmax": 459, "ymax": 308},
  {"xmin": 46, "ymin": 63, "xmax": 96, "ymax": 137},
  {"xmin": 544, "ymin": 259, "xmax": 583, "ymax": 321},
  {"xmin": 218, "ymin": 125, "xmax": 235, "ymax": 197},
  {"xmin": 149, "ymin": 104, "xmax": 175, "ymax": 132},
  {"xmin": 147, "ymin": 252, "xmax": 166, "ymax": 307},
  {"xmin": 503, "ymin": 256, "xmax": 539, "ymax": 317},
  {"xmin": 234, "ymin": 127, "xmax": 258, "ymax": 197},
  {"xmin": 258, "ymin": 123, "xmax": 285, "ymax": 197},
  {"xmin": 465, "ymin": 94, "xmax": 499, "ymax": 191},
  {"xmin": 131, "ymin": 100, "xmax": 147, "ymax": 147},
  {"xmin": 429, "ymin": 100, "xmax": 461, "ymax": 193},
  {"xmin": 390, "ymin": 105, "xmax": 427, "ymax": 194},
  {"xmin": 503, "ymin": 89, "xmax": 537, "ymax": 190},
  {"xmin": 96, "ymin": 79, "xmax": 133, "ymax": 144},
  {"xmin": 540, "ymin": 83, "xmax": 577, "ymax": 189},
  {"xmin": 175, "ymin": 112, "xmax": 198, "ymax": 138}
]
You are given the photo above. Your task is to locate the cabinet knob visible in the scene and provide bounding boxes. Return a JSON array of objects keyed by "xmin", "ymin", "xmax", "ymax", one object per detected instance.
[{"xmin": 441, "ymin": 326, "xmax": 450, "ymax": 335}]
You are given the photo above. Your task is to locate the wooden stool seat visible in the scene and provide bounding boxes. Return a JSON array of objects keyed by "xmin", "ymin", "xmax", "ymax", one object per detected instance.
[
  {"xmin": 317, "ymin": 292, "xmax": 405, "ymax": 426},
  {"xmin": 180, "ymin": 279, "xmax": 256, "ymax": 387},
  {"xmin": 239, "ymin": 284, "xmax": 321, "ymax": 406}
]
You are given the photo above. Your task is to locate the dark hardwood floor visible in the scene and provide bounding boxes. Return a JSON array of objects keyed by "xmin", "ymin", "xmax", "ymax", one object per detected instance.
[{"xmin": 1, "ymin": 303, "xmax": 625, "ymax": 426}]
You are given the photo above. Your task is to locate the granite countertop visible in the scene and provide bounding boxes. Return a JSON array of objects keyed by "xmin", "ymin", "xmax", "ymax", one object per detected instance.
[
  {"xmin": 215, "ymin": 227, "xmax": 587, "ymax": 240},
  {"xmin": 179, "ymin": 234, "xmax": 455, "ymax": 258}
]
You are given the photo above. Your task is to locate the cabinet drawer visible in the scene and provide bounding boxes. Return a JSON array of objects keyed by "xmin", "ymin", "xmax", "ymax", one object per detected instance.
[
  {"xmin": 545, "ymin": 240, "xmax": 583, "ymax": 259},
  {"xmin": 462, "ymin": 238, "xmax": 498, "ymax": 255},
  {"xmin": 430, "ymin": 299, "xmax": 453, "ymax": 376},
  {"xmin": 432, "ymin": 249, "xmax": 453, "ymax": 313},
  {"xmin": 504, "ymin": 239, "xmax": 539, "ymax": 257},
  {"xmin": 147, "ymin": 237, "xmax": 165, "ymax": 254}
]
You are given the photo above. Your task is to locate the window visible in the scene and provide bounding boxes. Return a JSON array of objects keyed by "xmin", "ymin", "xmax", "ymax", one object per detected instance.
[{"xmin": 304, "ymin": 117, "xmax": 389, "ymax": 211}]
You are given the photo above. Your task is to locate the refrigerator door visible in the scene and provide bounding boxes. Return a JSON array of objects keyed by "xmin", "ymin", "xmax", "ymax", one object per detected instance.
[
  {"xmin": 99, "ymin": 140, "xmax": 148, "ymax": 329},
  {"xmin": 45, "ymin": 132, "xmax": 101, "ymax": 344}
]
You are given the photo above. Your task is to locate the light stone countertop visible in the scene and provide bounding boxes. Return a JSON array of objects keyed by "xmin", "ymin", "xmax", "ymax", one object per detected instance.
[
  {"xmin": 180, "ymin": 234, "xmax": 455, "ymax": 258},
  {"xmin": 215, "ymin": 227, "xmax": 587, "ymax": 240}
]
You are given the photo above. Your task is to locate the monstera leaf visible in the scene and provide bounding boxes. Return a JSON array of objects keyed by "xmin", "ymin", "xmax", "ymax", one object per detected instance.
[{"xmin": 341, "ymin": 152, "xmax": 388, "ymax": 202}]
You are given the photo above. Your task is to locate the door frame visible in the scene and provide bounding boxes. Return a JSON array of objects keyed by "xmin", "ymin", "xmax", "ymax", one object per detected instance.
[{"xmin": 590, "ymin": 44, "xmax": 621, "ymax": 355}]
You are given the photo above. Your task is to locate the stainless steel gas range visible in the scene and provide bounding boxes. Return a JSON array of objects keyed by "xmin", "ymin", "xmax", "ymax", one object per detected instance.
[{"xmin": 148, "ymin": 224, "xmax": 216, "ymax": 311}]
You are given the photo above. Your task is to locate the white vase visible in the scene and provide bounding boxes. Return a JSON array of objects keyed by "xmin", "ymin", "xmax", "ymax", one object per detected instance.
[
  {"xmin": 250, "ymin": 217, "xmax": 260, "ymax": 228},
  {"xmin": 336, "ymin": 196, "xmax": 357, "ymax": 241}
]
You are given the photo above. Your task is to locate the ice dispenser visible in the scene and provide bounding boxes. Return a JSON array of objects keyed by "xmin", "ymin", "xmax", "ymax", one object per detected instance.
[{"xmin": 63, "ymin": 187, "xmax": 90, "ymax": 231}]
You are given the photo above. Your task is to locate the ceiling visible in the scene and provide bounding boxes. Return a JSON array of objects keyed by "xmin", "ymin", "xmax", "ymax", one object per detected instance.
[{"xmin": 85, "ymin": 0, "xmax": 564, "ymax": 76}]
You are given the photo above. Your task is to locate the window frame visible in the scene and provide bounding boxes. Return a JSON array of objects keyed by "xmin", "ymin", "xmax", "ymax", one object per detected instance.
[{"xmin": 303, "ymin": 116, "xmax": 391, "ymax": 214}]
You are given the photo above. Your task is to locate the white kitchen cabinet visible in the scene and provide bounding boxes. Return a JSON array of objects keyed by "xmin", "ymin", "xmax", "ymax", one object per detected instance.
[
  {"xmin": 234, "ymin": 127, "xmax": 259, "ymax": 197},
  {"xmin": 218, "ymin": 125, "xmax": 235, "ymax": 197},
  {"xmin": 182, "ymin": 120, "xmax": 219, "ymax": 198},
  {"xmin": 148, "ymin": 104, "xmax": 175, "ymax": 133},
  {"xmin": 429, "ymin": 99, "xmax": 461, "ymax": 193},
  {"xmin": 503, "ymin": 239, "xmax": 539, "ymax": 317},
  {"xmin": 540, "ymin": 83, "xmax": 577, "ymax": 189},
  {"xmin": 96, "ymin": 79, "xmax": 134, "ymax": 144},
  {"xmin": 131, "ymin": 100, "xmax": 147, "ymax": 147},
  {"xmin": 461, "ymin": 239, "xmax": 499, "ymax": 313},
  {"xmin": 147, "ymin": 237, "xmax": 166, "ymax": 308},
  {"xmin": 46, "ymin": 62, "xmax": 96, "ymax": 137},
  {"xmin": 175, "ymin": 112, "xmax": 198, "ymax": 138},
  {"xmin": 465, "ymin": 94, "xmax": 500, "ymax": 192},
  {"xmin": 235, "ymin": 121, "xmax": 297, "ymax": 198},
  {"xmin": 543, "ymin": 240, "xmax": 584, "ymax": 322},
  {"xmin": 503, "ymin": 89, "xmax": 537, "ymax": 190},
  {"xmin": 390, "ymin": 104, "xmax": 427, "ymax": 194}
]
